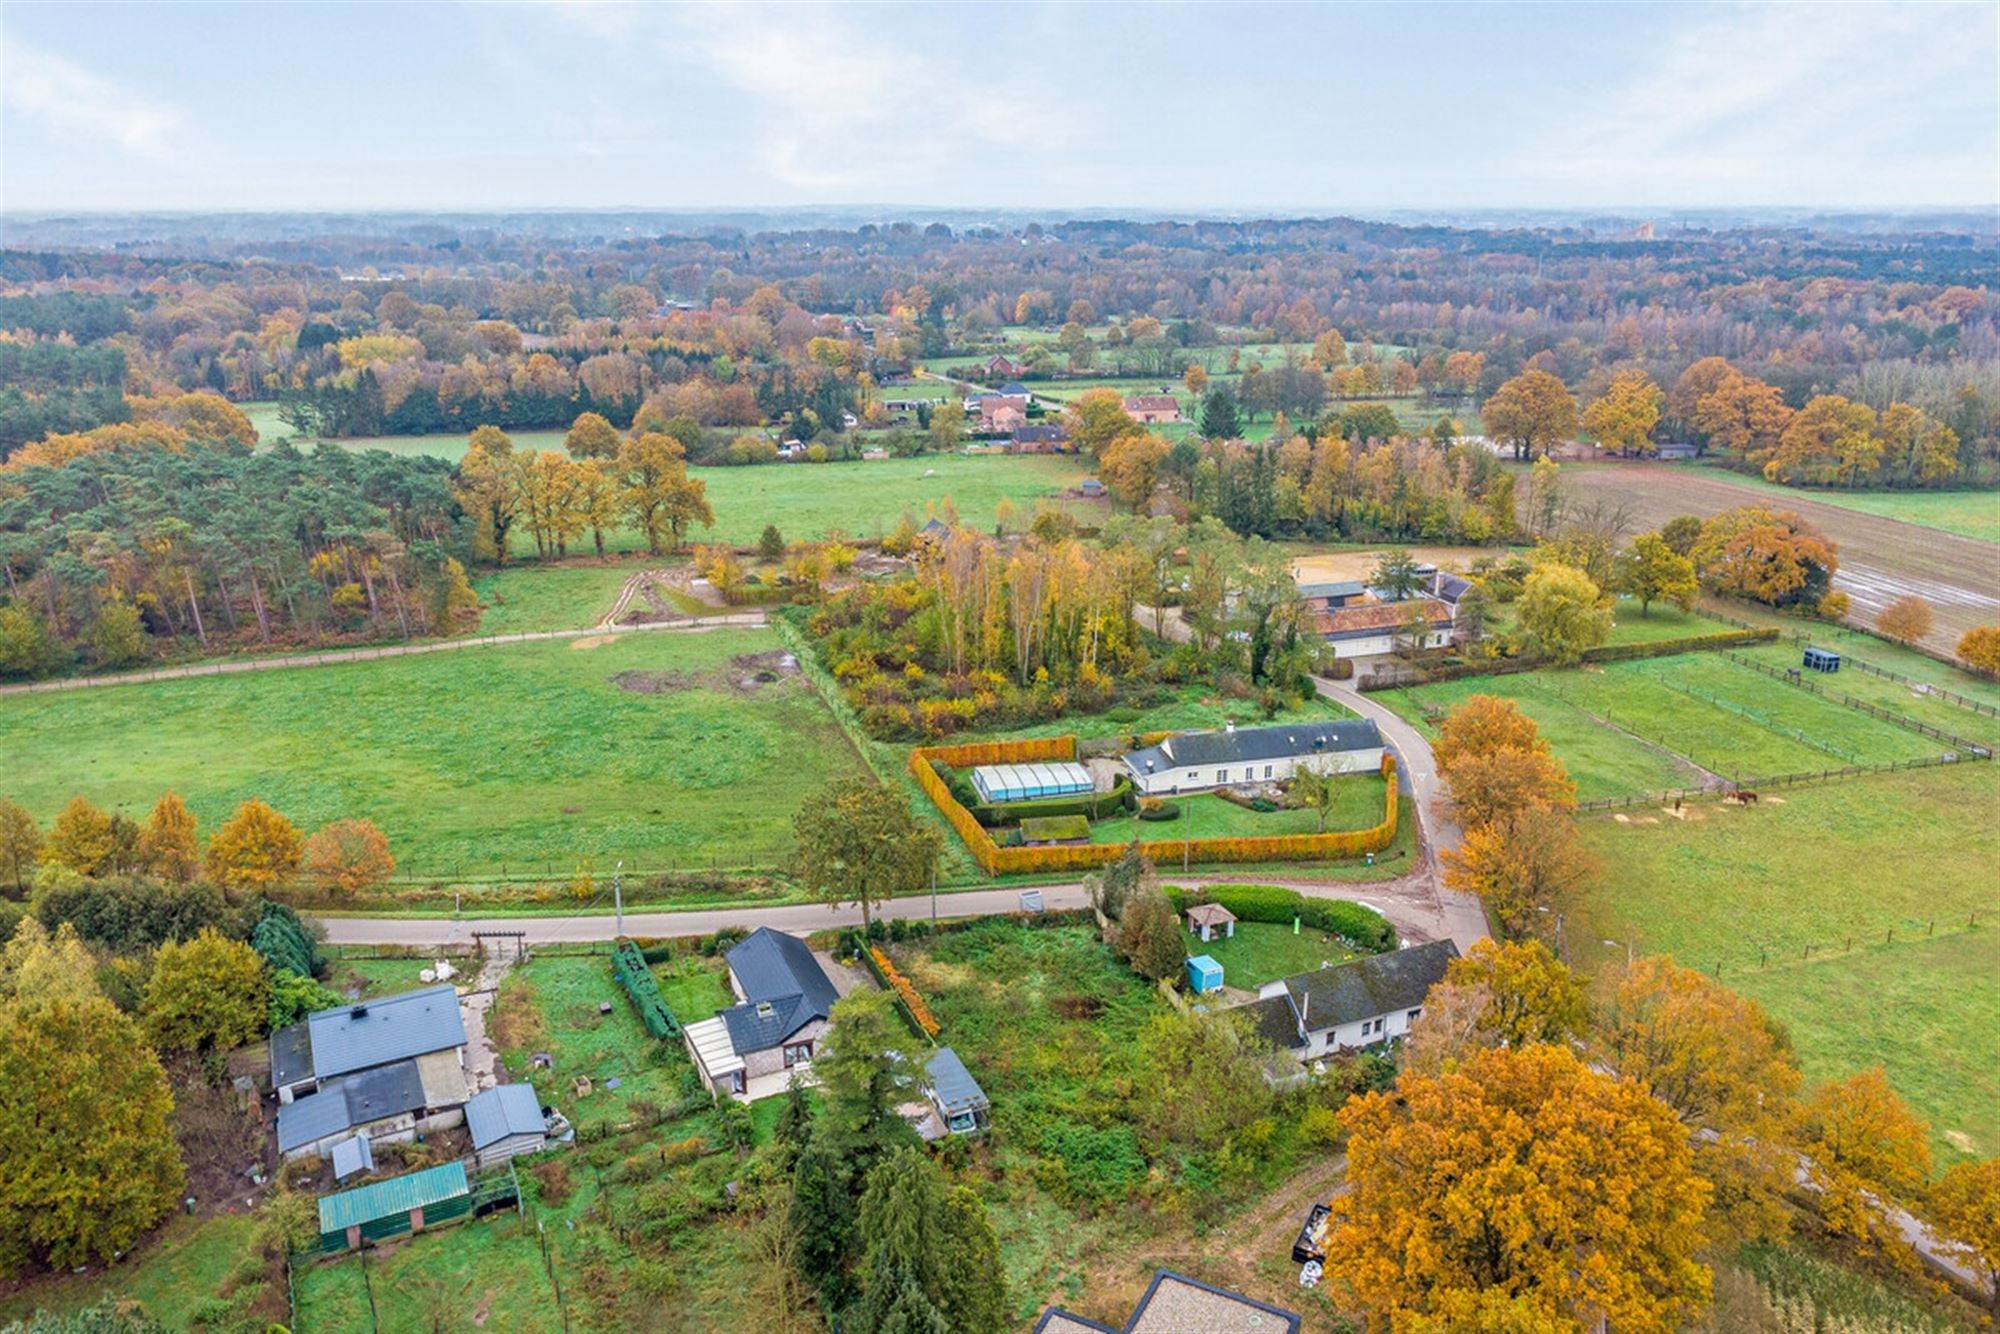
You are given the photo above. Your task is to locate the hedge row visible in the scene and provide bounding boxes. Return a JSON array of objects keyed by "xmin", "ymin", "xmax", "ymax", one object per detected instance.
[
  {"xmin": 612, "ymin": 937, "xmax": 681, "ymax": 1039},
  {"xmin": 870, "ymin": 946, "xmax": 942, "ymax": 1038},
  {"xmin": 909, "ymin": 738, "xmax": 1399, "ymax": 874},
  {"xmin": 1164, "ymin": 884, "xmax": 1396, "ymax": 953},
  {"xmin": 1580, "ymin": 627, "xmax": 1778, "ymax": 664}
]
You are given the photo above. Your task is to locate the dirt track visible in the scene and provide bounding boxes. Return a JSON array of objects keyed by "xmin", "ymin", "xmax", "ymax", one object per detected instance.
[{"xmin": 1558, "ymin": 465, "xmax": 2000, "ymax": 655}]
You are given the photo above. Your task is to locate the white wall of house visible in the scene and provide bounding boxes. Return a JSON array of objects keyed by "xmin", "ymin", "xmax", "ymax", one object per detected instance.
[
  {"xmin": 1128, "ymin": 747, "xmax": 1384, "ymax": 796},
  {"xmin": 474, "ymin": 1131, "xmax": 548, "ymax": 1169},
  {"xmin": 1251, "ymin": 987, "xmax": 1427, "ymax": 1059},
  {"xmin": 1328, "ymin": 629, "xmax": 1452, "ymax": 659}
]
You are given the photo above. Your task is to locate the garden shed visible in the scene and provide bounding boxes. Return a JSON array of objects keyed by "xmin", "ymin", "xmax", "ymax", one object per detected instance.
[
  {"xmin": 316, "ymin": 1162, "xmax": 470, "ymax": 1254},
  {"xmin": 1804, "ymin": 646, "xmax": 1841, "ymax": 673},
  {"xmin": 1187, "ymin": 955, "xmax": 1225, "ymax": 995},
  {"xmin": 972, "ymin": 762, "xmax": 1094, "ymax": 804},
  {"xmin": 465, "ymin": 1084, "xmax": 549, "ymax": 1167}
]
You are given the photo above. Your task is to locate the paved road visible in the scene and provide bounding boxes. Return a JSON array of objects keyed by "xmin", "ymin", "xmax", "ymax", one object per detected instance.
[
  {"xmin": 313, "ymin": 868, "xmax": 1459, "ymax": 949},
  {"xmin": 0, "ymin": 612, "xmax": 768, "ymax": 697},
  {"xmin": 1314, "ymin": 675, "xmax": 1489, "ymax": 954}
]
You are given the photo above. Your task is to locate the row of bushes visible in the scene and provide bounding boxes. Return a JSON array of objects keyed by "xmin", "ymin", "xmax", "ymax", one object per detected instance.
[
  {"xmin": 865, "ymin": 945, "xmax": 941, "ymax": 1039},
  {"xmin": 908, "ymin": 738, "xmax": 1400, "ymax": 875},
  {"xmin": 1163, "ymin": 883, "xmax": 1397, "ymax": 953},
  {"xmin": 1580, "ymin": 627, "xmax": 1779, "ymax": 663}
]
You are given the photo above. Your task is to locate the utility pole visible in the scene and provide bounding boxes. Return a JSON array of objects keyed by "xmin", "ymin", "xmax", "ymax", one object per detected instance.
[
  {"xmin": 930, "ymin": 861, "xmax": 938, "ymax": 925},
  {"xmin": 613, "ymin": 861, "xmax": 624, "ymax": 938}
]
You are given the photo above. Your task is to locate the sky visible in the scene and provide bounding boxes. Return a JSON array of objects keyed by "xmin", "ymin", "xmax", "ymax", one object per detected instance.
[{"xmin": 3, "ymin": 1, "xmax": 1996, "ymax": 215}]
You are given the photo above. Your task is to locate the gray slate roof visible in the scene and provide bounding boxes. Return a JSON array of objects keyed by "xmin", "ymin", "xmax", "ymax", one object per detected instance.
[
  {"xmin": 465, "ymin": 1084, "xmax": 546, "ymax": 1149},
  {"xmin": 720, "ymin": 928, "xmax": 840, "ymax": 1054},
  {"xmin": 1297, "ymin": 579, "xmax": 1367, "ymax": 600},
  {"xmin": 307, "ymin": 985, "xmax": 467, "ymax": 1082},
  {"xmin": 926, "ymin": 1047, "xmax": 988, "ymax": 1116},
  {"xmin": 271, "ymin": 1021, "xmax": 314, "ymax": 1087},
  {"xmin": 1240, "ymin": 992, "xmax": 1308, "ymax": 1049},
  {"xmin": 1126, "ymin": 719, "xmax": 1382, "ymax": 776},
  {"xmin": 277, "ymin": 1059, "xmax": 428, "ymax": 1152},
  {"xmin": 1283, "ymin": 939, "xmax": 1460, "ymax": 1036}
]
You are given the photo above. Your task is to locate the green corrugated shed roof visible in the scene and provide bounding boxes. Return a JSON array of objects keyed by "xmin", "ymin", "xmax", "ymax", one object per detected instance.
[{"xmin": 318, "ymin": 1162, "xmax": 468, "ymax": 1233}]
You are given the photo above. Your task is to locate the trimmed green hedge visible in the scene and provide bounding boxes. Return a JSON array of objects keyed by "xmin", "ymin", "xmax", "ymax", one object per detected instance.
[
  {"xmin": 1165, "ymin": 883, "xmax": 1395, "ymax": 953},
  {"xmin": 1581, "ymin": 627, "xmax": 1778, "ymax": 664}
]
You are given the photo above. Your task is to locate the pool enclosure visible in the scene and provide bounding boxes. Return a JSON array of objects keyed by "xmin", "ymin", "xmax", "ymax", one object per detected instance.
[{"xmin": 971, "ymin": 762, "xmax": 1095, "ymax": 804}]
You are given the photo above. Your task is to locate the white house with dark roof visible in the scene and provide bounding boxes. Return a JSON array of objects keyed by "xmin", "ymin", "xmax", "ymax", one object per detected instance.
[
  {"xmin": 1238, "ymin": 938, "xmax": 1460, "ymax": 1061},
  {"xmin": 1122, "ymin": 719, "xmax": 1384, "ymax": 796},
  {"xmin": 271, "ymin": 985, "xmax": 471, "ymax": 1161},
  {"xmin": 682, "ymin": 927, "xmax": 841, "ymax": 1102},
  {"xmin": 1034, "ymin": 1269, "xmax": 1301, "ymax": 1333}
]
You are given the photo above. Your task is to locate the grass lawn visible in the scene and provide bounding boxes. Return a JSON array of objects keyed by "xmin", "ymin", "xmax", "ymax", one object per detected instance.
[
  {"xmin": 327, "ymin": 955, "xmax": 441, "ymax": 1000},
  {"xmin": 0, "ymin": 626, "xmax": 865, "ymax": 877},
  {"xmin": 961, "ymin": 679, "xmax": 1354, "ymax": 744},
  {"xmin": 471, "ymin": 561, "xmax": 645, "ymax": 634},
  {"xmin": 292, "ymin": 1213, "xmax": 560, "ymax": 1334},
  {"xmin": 493, "ymin": 954, "xmax": 696, "ymax": 1134},
  {"xmin": 653, "ymin": 954, "xmax": 735, "ymax": 1025},
  {"xmin": 1175, "ymin": 920, "xmax": 1358, "ymax": 989},
  {"xmin": 1571, "ymin": 763, "xmax": 2000, "ymax": 1164},
  {"xmin": 1085, "ymin": 777, "xmax": 1387, "ymax": 846},
  {"xmin": 0, "ymin": 1214, "xmax": 270, "ymax": 1327}
]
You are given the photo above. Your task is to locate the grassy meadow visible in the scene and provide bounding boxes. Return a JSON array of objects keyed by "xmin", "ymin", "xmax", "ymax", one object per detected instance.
[
  {"xmin": 1571, "ymin": 763, "xmax": 2000, "ymax": 1165},
  {"xmin": 0, "ymin": 626, "xmax": 866, "ymax": 876},
  {"xmin": 1169, "ymin": 919, "xmax": 1359, "ymax": 988}
]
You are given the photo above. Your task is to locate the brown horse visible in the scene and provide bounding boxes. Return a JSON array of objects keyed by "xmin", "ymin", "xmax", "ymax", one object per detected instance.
[{"xmin": 1731, "ymin": 790, "xmax": 1759, "ymax": 805}]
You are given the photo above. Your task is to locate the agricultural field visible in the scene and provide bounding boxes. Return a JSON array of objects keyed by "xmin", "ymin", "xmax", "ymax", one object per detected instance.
[
  {"xmin": 0, "ymin": 626, "xmax": 867, "ymax": 878},
  {"xmin": 1547, "ymin": 462, "xmax": 2000, "ymax": 656},
  {"xmin": 1672, "ymin": 464, "xmax": 2000, "ymax": 545},
  {"xmin": 1570, "ymin": 763, "xmax": 2000, "ymax": 1166}
]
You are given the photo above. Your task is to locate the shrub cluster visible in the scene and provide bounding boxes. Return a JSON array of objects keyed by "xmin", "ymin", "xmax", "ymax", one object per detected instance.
[{"xmin": 1164, "ymin": 883, "xmax": 1396, "ymax": 953}]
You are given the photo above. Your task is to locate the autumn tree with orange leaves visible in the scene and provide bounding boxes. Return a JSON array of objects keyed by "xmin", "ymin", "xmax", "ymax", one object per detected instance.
[
  {"xmin": 1931, "ymin": 1158, "xmax": 2000, "ymax": 1317},
  {"xmin": 204, "ymin": 799, "xmax": 304, "ymax": 891},
  {"xmin": 1325, "ymin": 1043, "xmax": 1712, "ymax": 1334},
  {"xmin": 1876, "ymin": 595, "xmax": 1934, "ymax": 646},
  {"xmin": 1801, "ymin": 1068, "xmax": 1933, "ymax": 1250},
  {"xmin": 1691, "ymin": 505, "xmax": 1839, "ymax": 610},
  {"xmin": 137, "ymin": 792, "xmax": 199, "ymax": 883},
  {"xmin": 1594, "ymin": 956, "xmax": 1803, "ymax": 1243},
  {"xmin": 304, "ymin": 819, "xmax": 396, "ymax": 896},
  {"xmin": 1960, "ymin": 625, "xmax": 2000, "ymax": 675},
  {"xmin": 1442, "ymin": 806, "xmax": 1594, "ymax": 936}
]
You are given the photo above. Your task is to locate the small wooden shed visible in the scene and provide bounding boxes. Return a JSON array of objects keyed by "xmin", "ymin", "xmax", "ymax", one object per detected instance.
[{"xmin": 1185, "ymin": 903, "xmax": 1238, "ymax": 942}]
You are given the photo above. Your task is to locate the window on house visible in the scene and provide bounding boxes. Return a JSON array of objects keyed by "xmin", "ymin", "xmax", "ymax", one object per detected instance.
[
  {"xmin": 1218, "ymin": 769, "xmax": 1227, "ymax": 783},
  {"xmin": 1264, "ymin": 765, "xmax": 1273, "ymax": 778},
  {"xmin": 1408, "ymin": 1009, "xmax": 1422, "ymax": 1023},
  {"xmin": 783, "ymin": 1041, "xmax": 813, "ymax": 1069}
]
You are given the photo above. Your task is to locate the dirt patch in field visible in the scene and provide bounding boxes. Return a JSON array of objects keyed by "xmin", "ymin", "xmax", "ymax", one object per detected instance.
[
  {"xmin": 611, "ymin": 669, "xmax": 693, "ymax": 694},
  {"xmin": 1290, "ymin": 545, "xmax": 1493, "ymax": 583},
  {"xmin": 570, "ymin": 635, "xmax": 615, "ymax": 651},
  {"xmin": 728, "ymin": 650, "xmax": 798, "ymax": 691}
]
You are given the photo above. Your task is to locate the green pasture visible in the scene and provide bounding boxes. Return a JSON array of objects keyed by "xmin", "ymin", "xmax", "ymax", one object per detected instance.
[
  {"xmin": 1572, "ymin": 762, "xmax": 2000, "ymax": 1165},
  {"xmin": 0, "ymin": 627, "xmax": 865, "ymax": 875},
  {"xmin": 652, "ymin": 954, "xmax": 735, "ymax": 1025},
  {"xmin": 292, "ymin": 1212, "xmax": 559, "ymax": 1333},
  {"xmin": 0, "ymin": 1214, "xmax": 269, "ymax": 1327},
  {"xmin": 494, "ymin": 954, "xmax": 692, "ymax": 1134},
  {"xmin": 471, "ymin": 561, "xmax": 642, "ymax": 634}
]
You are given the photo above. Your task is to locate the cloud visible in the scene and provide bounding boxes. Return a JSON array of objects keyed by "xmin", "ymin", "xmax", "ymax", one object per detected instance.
[
  {"xmin": 635, "ymin": 3, "xmax": 1071, "ymax": 191},
  {"xmin": 3, "ymin": 38, "xmax": 195, "ymax": 162},
  {"xmin": 1517, "ymin": 2, "xmax": 1998, "ymax": 204}
]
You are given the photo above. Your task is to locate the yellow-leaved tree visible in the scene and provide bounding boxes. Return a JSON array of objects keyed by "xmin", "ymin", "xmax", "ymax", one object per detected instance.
[
  {"xmin": 204, "ymin": 798, "xmax": 304, "ymax": 891},
  {"xmin": 41, "ymin": 795, "xmax": 118, "ymax": 877},
  {"xmin": 143, "ymin": 928, "xmax": 270, "ymax": 1054},
  {"xmin": 1583, "ymin": 367, "xmax": 1664, "ymax": 455},
  {"xmin": 138, "ymin": 791, "xmax": 200, "ymax": 883},
  {"xmin": 1325, "ymin": 1043, "xmax": 1712, "ymax": 1333},
  {"xmin": 1801, "ymin": 1068, "xmax": 1933, "ymax": 1250}
]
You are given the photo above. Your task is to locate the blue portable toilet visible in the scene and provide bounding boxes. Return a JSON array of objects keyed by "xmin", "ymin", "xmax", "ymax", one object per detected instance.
[{"xmin": 1187, "ymin": 954, "xmax": 1224, "ymax": 995}]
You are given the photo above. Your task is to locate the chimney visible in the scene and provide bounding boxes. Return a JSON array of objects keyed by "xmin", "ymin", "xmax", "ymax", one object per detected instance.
[{"xmin": 1224, "ymin": 721, "xmax": 1235, "ymax": 733}]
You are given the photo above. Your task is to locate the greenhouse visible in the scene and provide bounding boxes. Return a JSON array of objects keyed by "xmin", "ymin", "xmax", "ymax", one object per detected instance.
[{"xmin": 971, "ymin": 762, "xmax": 1096, "ymax": 804}]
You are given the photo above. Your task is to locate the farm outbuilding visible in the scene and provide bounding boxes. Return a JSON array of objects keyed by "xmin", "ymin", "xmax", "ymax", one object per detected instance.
[
  {"xmin": 465, "ymin": 1084, "xmax": 549, "ymax": 1167},
  {"xmin": 1804, "ymin": 646, "xmax": 1841, "ymax": 673},
  {"xmin": 972, "ymin": 762, "xmax": 1094, "ymax": 804},
  {"xmin": 1188, "ymin": 955, "xmax": 1225, "ymax": 995},
  {"xmin": 316, "ymin": 1162, "xmax": 471, "ymax": 1254}
]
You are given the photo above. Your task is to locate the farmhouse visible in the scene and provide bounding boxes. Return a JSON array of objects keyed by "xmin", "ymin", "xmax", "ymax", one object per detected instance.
[
  {"xmin": 683, "ymin": 927, "xmax": 840, "ymax": 1102},
  {"xmin": 1122, "ymin": 719, "xmax": 1385, "ymax": 795},
  {"xmin": 1239, "ymin": 938, "xmax": 1460, "ymax": 1060},
  {"xmin": 271, "ymin": 985, "xmax": 471, "ymax": 1161},
  {"xmin": 465, "ymin": 1083, "xmax": 549, "ymax": 1167},
  {"xmin": 1035, "ymin": 1269, "xmax": 1301, "ymax": 1333},
  {"xmin": 982, "ymin": 354, "xmax": 1023, "ymax": 379},
  {"xmin": 1122, "ymin": 393, "xmax": 1182, "ymax": 424},
  {"xmin": 1011, "ymin": 422, "xmax": 1069, "ymax": 450},
  {"xmin": 1313, "ymin": 599, "xmax": 1455, "ymax": 660}
]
